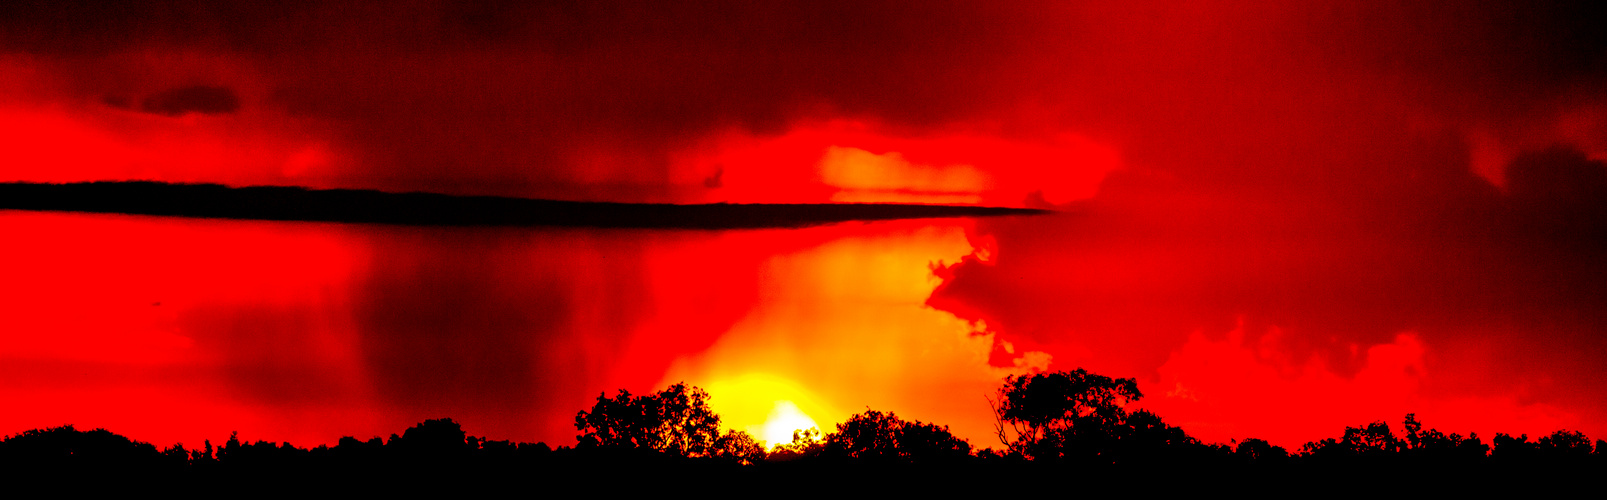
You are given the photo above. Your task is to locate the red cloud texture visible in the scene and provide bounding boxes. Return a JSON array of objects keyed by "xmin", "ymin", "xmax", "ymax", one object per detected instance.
[{"xmin": 2, "ymin": 1, "xmax": 1605, "ymax": 445}]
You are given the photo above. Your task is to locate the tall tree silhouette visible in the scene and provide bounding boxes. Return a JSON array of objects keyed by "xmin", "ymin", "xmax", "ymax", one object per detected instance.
[{"xmin": 988, "ymin": 368, "xmax": 1142, "ymax": 460}]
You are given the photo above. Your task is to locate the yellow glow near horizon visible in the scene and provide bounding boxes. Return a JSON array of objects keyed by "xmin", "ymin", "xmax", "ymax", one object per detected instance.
[
  {"xmin": 661, "ymin": 223, "xmax": 1035, "ymax": 448},
  {"xmin": 757, "ymin": 400, "xmax": 819, "ymax": 448},
  {"xmin": 698, "ymin": 373, "xmax": 837, "ymax": 448}
]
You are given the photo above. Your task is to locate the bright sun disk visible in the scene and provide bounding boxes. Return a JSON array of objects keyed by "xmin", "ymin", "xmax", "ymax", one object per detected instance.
[{"xmin": 756, "ymin": 400, "xmax": 818, "ymax": 448}]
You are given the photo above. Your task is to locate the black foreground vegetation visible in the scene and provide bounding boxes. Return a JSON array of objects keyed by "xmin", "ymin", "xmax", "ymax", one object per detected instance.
[{"xmin": 4, "ymin": 370, "xmax": 1602, "ymax": 491}]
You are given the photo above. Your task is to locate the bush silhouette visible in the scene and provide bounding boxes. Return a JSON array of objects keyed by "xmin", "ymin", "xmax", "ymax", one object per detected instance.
[
  {"xmin": 388, "ymin": 418, "xmax": 472, "ymax": 461},
  {"xmin": 0, "ymin": 425, "xmax": 176, "ymax": 470},
  {"xmin": 821, "ymin": 409, "xmax": 971, "ymax": 464},
  {"xmin": 1233, "ymin": 438, "xmax": 1289, "ymax": 463}
]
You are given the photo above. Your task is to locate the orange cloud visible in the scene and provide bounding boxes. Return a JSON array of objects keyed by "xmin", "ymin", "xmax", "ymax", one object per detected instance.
[{"xmin": 672, "ymin": 119, "xmax": 1121, "ymax": 206}]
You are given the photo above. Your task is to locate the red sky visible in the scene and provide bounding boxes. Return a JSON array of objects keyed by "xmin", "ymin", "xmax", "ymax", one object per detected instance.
[{"xmin": 2, "ymin": 1, "xmax": 1606, "ymax": 449}]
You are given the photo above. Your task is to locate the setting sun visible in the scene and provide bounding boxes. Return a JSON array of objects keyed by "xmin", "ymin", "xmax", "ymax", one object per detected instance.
[
  {"xmin": 696, "ymin": 373, "xmax": 836, "ymax": 448},
  {"xmin": 757, "ymin": 401, "xmax": 819, "ymax": 449}
]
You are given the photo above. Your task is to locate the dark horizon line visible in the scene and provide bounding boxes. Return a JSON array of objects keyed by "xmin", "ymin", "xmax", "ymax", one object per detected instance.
[{"xmin": 0, "ymin": 181, "xmax": 1050, "ymax": 229}]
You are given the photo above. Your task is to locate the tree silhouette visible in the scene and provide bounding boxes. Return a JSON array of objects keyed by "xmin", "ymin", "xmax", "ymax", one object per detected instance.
[
  {"xmin": 574, "ymin": 381, "xmax": 760, "ymax": 461},
  {"xmin": 821, "ymin": 409, "xmax": 971, "ymax": 464},
  {"xmin": 1300, "ymin": 420, "xmax": 1401, "ymax": 459},
  {"xmin": 0, "ymin": 425, "xmax": 177, "ymax": 470},
  {"xmin": 1491, "ymin": 433, "xmax": 1539, "ymax": 461},
  {"xmin": 1536, "ymin": 429, "xmax": 1593, "ymax": 459},
  {"xmin": 1302, "ymin": 413, "xmax": 1497, "ymax": 465},
  {"xmin": 1400, "ymin": 413, "xmax": 1487, "ymax": 460},
  {"xmin": 388, "ymin": 418, "xmax": 472, "ymax": 461},
  {"xmin": 1343, "ymin": 421, "xmax": 1402, "ymax": 455},
  {"xmin": 988, "ymin": 368, "xmax": 1142, "ymax": 460},
  {"xmin": 1233, "ymin": 438, "xmax": 1289, "ymax": 463},
  {"xmin": 712, "ymin": 429, "xmax": 767, "ymax": 465},
  {"xmin": 1107, "ymin": 408, "xmax": 1209, "ymax": 464}
]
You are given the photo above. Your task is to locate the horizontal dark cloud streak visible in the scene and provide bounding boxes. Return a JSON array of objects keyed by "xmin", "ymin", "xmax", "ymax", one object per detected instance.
[{"xmin": 0, "ymin": 181, "xmax": 1045, "ymax": 228}]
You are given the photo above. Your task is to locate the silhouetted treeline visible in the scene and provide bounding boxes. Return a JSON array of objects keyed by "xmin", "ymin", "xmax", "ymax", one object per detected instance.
[
  {"xmin": 5, "ymin": 369, "xmax": 1604, "ymax": 490},
  {"xmin": 0, "ymin": 181, "xmax": 1047, "ymax": 228},
  {"xmin": 0, "ymin": 419, "xmax": 554, "ymax": 481}
]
